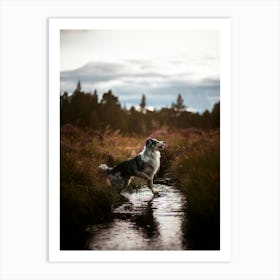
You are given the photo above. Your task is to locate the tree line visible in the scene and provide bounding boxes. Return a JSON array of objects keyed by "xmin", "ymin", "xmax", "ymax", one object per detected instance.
[{"xmin": 60, "ymin": 81, "xmax": 220, "ymax": 135}]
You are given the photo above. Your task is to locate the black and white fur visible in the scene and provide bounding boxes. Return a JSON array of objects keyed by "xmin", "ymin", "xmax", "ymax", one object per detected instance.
[{"xmin": 99, "ymin": 138, "xmax": 166, "ymax": 196}]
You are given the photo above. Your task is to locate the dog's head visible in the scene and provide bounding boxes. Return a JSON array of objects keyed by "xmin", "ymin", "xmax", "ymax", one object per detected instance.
[{"xmin": 145, "ymin": 138, "xmax": 166, "ymax": 152}]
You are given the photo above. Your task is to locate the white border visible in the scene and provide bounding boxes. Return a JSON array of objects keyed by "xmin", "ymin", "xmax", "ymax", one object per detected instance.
[
  {"xmin": 49, "ymin": 18, "xmax": 231, "ymax": 262},
  {"xmin": 1, "ymin": 1, "xmax": 279, "ymax": 279}
]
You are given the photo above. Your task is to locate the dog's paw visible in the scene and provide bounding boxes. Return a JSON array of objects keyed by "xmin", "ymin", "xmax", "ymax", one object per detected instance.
[{"xmin": 153, "ymin": 191, "xmax": 160, "ymax": 198}]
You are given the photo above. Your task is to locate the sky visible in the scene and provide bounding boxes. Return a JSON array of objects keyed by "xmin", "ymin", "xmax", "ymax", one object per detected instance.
[{"xmin": 60, "ymin": 30, "xmax": 220, "ymax": 113}]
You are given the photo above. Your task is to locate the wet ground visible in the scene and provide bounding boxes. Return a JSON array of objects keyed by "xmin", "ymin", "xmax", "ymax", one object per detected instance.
[{"xmin": 86, "ymin": 184, "xmax": 187, "ymax": 250}]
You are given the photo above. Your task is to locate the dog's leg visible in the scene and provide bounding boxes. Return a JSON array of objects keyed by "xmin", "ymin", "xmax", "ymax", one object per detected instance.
[
  {"xmin": 135, "ymin": 172, "xmax": 159, "ymax": 197},
  {"xmin": 120, "ymin": 177, "xmax": 130, "ymax": 192},
  {"xmin": 136, "ymin": 171, "xmax": 151, "ymax": 181},
  {"xmin": 147, "ymin": 179, "xmax": 160, "ymax": 197}
]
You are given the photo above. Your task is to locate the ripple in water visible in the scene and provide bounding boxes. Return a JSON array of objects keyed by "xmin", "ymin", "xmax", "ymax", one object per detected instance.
[{"xmin": 87, "ymin": 184, "xmax": 186, "ymax": 250}]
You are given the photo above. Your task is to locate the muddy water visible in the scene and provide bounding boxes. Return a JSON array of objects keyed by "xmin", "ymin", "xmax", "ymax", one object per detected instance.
[{"xmin": 86, "ymin": 184, "xmax": 187, "ymax": 250}]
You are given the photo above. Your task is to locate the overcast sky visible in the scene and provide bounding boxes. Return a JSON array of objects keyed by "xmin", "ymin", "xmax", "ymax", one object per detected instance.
[{"xmin": 60, "ymin": 30, "xmax": 220, "ymax": 112}]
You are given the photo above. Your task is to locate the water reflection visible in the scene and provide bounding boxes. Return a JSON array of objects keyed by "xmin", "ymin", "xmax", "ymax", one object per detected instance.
[
  {"xmin": 87, "ymin": 184, "xmax": 186, "ymax": 250},
  {"xmin": 132, "ymin": 200, "xmax": 159, "ymax": 239}
]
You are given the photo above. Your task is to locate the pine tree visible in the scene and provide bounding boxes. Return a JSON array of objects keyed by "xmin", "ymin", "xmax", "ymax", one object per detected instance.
[
  {"xmin": 174, "ymin": 94, "xmax": 186, "ymax": 112},
  {"xmin": 140, "ymin": 94, "xmax": 146, "ymax": 113},
  {"xmin": 74, "ymin": 80, "xmax": 82, "ymax": 94}
]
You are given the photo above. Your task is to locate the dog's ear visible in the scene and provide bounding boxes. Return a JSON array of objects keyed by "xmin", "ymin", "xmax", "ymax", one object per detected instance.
[{"xmin": 146, "ymin": 138, "xmax": 153, "ymax": 148}]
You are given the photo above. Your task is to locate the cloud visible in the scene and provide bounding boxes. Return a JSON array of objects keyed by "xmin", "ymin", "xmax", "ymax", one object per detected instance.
[{"xmin": 60, "ymin": 58, "xmax": 219, "ymax": 113}]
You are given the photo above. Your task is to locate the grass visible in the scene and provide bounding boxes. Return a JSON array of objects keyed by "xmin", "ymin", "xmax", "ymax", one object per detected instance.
[
  {"xmin": 170, "ymin": 129, "xmax": 220, "ymax": 249},
  {"xmin": 60, "ymin": 124, "xmax": 220, "ymax": 250}
]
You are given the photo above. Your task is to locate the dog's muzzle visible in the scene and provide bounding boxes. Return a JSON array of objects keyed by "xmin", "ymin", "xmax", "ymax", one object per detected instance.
[{"xmin": 158, "ymin": 142, "xmax": 167, "ymax": 150}]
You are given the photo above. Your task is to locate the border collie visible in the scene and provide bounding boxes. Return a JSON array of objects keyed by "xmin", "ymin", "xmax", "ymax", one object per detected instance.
[{"xmin": 99, "ymin": 138, "xmax": 166, "ymax": 196}]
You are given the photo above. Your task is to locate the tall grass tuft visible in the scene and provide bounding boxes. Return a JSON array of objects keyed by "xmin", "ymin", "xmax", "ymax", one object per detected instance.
[
  {"xmin": 171, "ymin": 130, "xmax": 220, "ymax": 249},
  {"xmin": 60, "ymin": 125, "xmax": 115, "ymax": 249}
]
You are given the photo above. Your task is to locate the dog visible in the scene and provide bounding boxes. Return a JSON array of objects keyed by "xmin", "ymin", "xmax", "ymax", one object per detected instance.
[{"xmin": 99, "ymin": 138, "xmax": 166, "ymax": 196}]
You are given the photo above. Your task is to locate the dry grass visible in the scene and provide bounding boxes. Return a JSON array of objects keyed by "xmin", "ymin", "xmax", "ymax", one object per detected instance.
[
  {"xmin": 170, "ymin": 129, "xmax": 220, "ymax": 249},
  {"xmin": 60, "ymin": 124, "xmax": 220, "ymax": 249}
]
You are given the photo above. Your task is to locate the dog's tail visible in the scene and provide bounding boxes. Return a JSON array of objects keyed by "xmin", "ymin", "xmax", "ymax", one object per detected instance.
[{"xmin": 99, "ymin": 164, "xmax": 112, "ymax": 174}]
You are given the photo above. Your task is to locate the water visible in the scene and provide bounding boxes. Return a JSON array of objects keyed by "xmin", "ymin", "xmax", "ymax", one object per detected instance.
[{"xmin": 86, "ymin": 184, "xmax": 187, "ymax": 250}]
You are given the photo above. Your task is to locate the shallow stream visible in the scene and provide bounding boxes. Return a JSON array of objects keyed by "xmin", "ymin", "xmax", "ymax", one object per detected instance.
[{"xmin": 86, "ymin": 184, "xmax": 187, "ymax": 250}]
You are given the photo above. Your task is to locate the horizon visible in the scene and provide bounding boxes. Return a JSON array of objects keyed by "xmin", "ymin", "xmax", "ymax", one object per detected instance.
[
  {"xmin": 61, "ymin": 81, "xmax": 219, "ymax": 114},
  {"xmin": 60, "ymin": 30, "xmax": 220, "ymax": 113}
]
